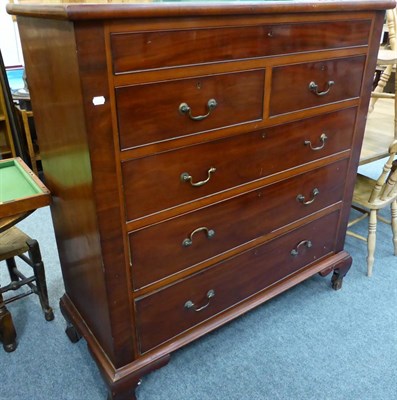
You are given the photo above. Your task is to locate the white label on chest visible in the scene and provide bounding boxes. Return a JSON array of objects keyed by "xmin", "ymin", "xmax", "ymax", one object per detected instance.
[{"xmin": 92, "ymin": 96, "xmax": 106, "ymax": 106}]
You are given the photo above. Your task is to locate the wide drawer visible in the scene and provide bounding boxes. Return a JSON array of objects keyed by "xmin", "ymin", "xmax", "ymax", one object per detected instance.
[
  {"xmin": 116, "ymin": 69, "xmax": 264, "ymax": 150},
  {"xmin": 135, "ymin": 210, "xmax": 340, "ymax": 353},
  {"xmin": 129, "ymin": 159, "xmax": 348, "ymax": 289},
  {"xmin": 269, "ymin": 56, "xmax": 365, "ymax": 116},
  {"xmin": 110, "ymin": 20, "xmax": 370, "ymax": 73},
  {"xmin": 122, "ymin": 108, "xmax": 356, "ymax": 221}
]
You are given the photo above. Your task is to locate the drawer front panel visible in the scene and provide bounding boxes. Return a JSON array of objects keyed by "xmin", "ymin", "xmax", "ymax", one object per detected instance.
[
  {"xmin": 122, "ymin": 108, "xmax": 356, "ymax": 220},
  {"xmin": 135, "ymin": 211, "xmax": 340, "ymax": 353},
  {"xmin": 269, "ymin": 56, "xmax": 365, "ymax": 116},
  {"xmin": 111, "ymin": 20, "xmax": 370, "ymax": 73},
  {"xmin": 116, "ymin": 70, "xmax": 264, "ymax": 150},
  {"xmin": 130, "ymin": 159, "xmax": 348, "ymax": 289}
]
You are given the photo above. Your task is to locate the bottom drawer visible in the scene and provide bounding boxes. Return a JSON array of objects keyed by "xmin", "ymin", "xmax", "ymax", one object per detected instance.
[{"xmin": 135, "ymin": 210, "xmax": 340, "ymax": 353}]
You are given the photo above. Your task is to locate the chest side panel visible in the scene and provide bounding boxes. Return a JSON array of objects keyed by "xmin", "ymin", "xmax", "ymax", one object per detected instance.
[{"xmin": 16, "ymin": 16, "xmax": 117, "ymax": 361}]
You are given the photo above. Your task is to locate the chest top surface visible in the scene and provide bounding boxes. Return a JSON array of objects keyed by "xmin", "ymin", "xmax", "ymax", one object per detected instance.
[{"xmin": 7, "ymin": 0, "xmax": 397, "ymax": 20}]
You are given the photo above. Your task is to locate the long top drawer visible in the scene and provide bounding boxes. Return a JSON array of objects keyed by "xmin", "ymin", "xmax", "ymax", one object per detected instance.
[{"xmin": 110, "ymin": 20, "xmax": 370, "ymax": 73}]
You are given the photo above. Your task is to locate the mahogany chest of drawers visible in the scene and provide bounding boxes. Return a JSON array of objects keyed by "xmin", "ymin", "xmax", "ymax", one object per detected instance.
[{"xmin": 8, "ymin": 1, "xmax": 394, "ymax": 399}]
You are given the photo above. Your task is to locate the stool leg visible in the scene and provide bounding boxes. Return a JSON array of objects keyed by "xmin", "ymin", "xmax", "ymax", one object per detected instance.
[
  {"xmin": 6, "ymin": 257, "xmax": 20, "ymax": 283},
  {"xmin": 391, "ymin": 200, "xmax": 397, "ymax": 256},
  {"xmin": 0, "ymin": 292, "xmax": 17, "ymax": 352},
  {"xmin": 367, "ymin": 209, "xmax": 377, "ymax": 277},
  {"xmin": 27, "ymin": 239, "xmax": 54, "ymax": 321}
]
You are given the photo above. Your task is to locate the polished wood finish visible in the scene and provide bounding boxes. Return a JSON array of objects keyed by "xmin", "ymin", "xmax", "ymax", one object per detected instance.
[
  {"xmin": 136, "ymin": 210, "xmax": 340, "ymax": 353},
  {"xmin": 116, "ymin": 69, "xmax": 265, "ymax": 149},
  {"xmin": 269, "ymin": 56, "xmax": 366, "ymax": 116},
  {"xmin": 7, "ymin": 1, "xmax": 393, "ymax": 399},
  {"xmin": 110, "ymin": 20, "xmax": 371, "ymax": 73},
  {"xmin": 7, "ymin": 1, "xmax": 395, "ymax": 20},
  {"xmin": 130, "ymin": 160, "xmax": 348, "ymax": 290},
  {"xmin": 122, "ymin": 108, "xmax": 356, "ymax": 221}
]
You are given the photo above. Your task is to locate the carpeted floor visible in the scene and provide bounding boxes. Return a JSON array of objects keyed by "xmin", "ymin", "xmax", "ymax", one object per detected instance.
[{"xmin": 1, "ymin": 200, "xmax": 396, "ymax": 400}]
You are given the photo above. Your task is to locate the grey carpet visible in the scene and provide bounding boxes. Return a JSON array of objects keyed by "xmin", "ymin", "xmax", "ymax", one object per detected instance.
[{"xmin": 1, "ymin": 196, "xmax": 396, "ymax": 399}]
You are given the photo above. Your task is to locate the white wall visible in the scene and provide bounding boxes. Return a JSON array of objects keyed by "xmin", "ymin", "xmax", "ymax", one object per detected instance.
[{"xmin": 0, "ymin": 0, "xmax": 23, "ymax": 67}]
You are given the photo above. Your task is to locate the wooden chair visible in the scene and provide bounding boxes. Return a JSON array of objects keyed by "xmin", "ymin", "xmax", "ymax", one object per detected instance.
[
  {"xmin": 368, "ymin": 6, "xmax": 396, "ymax": 141},
  {"xmin": 0, "ymin": 226, "xmax": 54, "ymax": 352},
  {"xmin": 349, "ymin": 7, "xmax": 397, "ymax": 277},
  {"xmin": 347, "ymin": 140, "xmax": 397, "ymax": 276}
]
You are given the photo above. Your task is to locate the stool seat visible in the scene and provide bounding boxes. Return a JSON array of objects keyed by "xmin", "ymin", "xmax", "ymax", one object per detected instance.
[
  {"xmin": 0, "ymin": 226, "xmax": 54, "ymax": 352},
  {"xmin": 0, "ymin": 227, "xmax": 30, "ymax": 260}
]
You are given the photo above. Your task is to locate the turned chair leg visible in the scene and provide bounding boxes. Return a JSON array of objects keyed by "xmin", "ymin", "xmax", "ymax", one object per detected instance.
[
  {"xmin": 27, "ymin": 239, "xmax": 54, "ymax": 321},
  {"xmin": 6, "ymin": 257, "xmax": 20, "ymax": 283},
  {"xmin": 391, "ymin": 200, "xmax": 397, "ymax": 256},
  {"xmin": 367, "ymin": 209, "xmax": 377, "ymax": 277},
  {"xmin": 0, "ymin": 292, "xmax": 17, "ymax": 352}
]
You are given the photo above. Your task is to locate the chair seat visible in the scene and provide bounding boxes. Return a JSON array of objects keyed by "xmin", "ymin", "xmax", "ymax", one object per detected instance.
[
  {"xmin": 0, "ymin": 226, "xmax": 54, "ymax": 352},
  {"xmin": 377, "ymin": 48, "xmax": 397, "ymax": 65},
  {"xmin": 0, "ymin": 227, "xmax": 30, "ymax": 261},
  {"xmin": 352, "ymin": 174, "xmax": 397, "ymax": 210}
]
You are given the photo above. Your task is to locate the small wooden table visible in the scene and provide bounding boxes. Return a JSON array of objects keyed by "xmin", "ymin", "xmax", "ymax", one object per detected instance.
[
  {"xmin": 0, "ymin": 157, "xmax": 50, "ymax": 231},
  {"xmin": 0, "ymin": 157, "xmax": 50, "ymax": 351},
  {"xmin": 360, "ymin": 98, "xmax": 395, "ymax": 165}
]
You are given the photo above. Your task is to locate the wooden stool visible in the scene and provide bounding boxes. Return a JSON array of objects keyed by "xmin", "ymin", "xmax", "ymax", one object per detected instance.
[{"xmin": 0, "ymin": 226, "xmax": 54, "ymax": 352}]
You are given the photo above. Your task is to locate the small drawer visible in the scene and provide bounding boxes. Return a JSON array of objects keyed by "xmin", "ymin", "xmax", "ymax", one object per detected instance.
[
  {"xmin": 130, "ymin": 159, "xmax": 348, "ymax": 289},
  {"xmin": 122, "ymin": 108, "xmax": 356, "ymax": 220},
  {"xmin": 135, "ymin": 210, "xmax": 340, "ymax": 353},
  {"xmin": 269, "ymin": 56, "xmax": 366, "ymax": 116},
  {"xmin": 116, "ymin": 69, "xmax": 264, "ymax": 150},
  {"xmin": 110, "ymin": 20, "xmax": 370, "ymax": 73}
]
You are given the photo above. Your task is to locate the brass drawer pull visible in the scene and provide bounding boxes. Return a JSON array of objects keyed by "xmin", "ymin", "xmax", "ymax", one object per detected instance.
[
  {"xmin": 296, "ymin": 188, "xmax": 320, "ymax": 205},
  {"xmin": 309, "ymin": 80, "xmax": 335, "ymax": 96},
  {"xmin": 179, "ymin": 98, "xmax": 218, "ymax": 121},
  {"xmin": 184, "ymin": 290, "xmax": 215, "ymax": 312},
  {"xmin": 304, "ymin": 133, "xmax": 328, "ymax": 151},
  {"xmin": 182, "ymin": 227, "xmax": 215, "ymax": 247},
  {"xmin": 291, "ymin": 240, "xmax": 313, "ymax": 256},
  {"xmin": 180, "ymin": 167, "xmax": 216, "ymax": 187}
]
